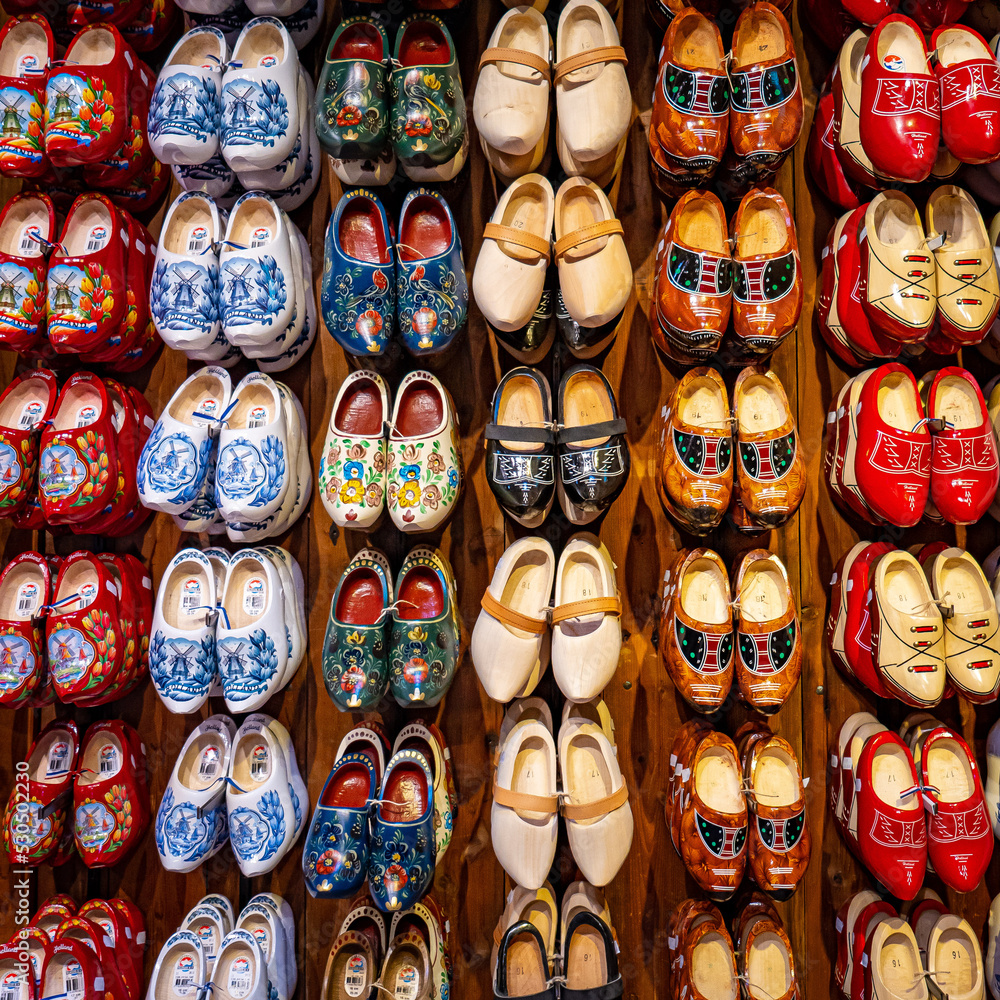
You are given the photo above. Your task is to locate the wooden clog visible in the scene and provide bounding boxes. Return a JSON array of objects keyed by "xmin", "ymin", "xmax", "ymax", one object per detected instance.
[
  {"xmin": 491, "ymin": 884, "xmax": 557, "ymax": 1000},
  {"xmin": 0, "ymin": 16, "xmax": 52, "ymax": 179},
  {"xmin": 924, "ymin": 914, "xmax": 983, "ymax": 1000},
  {"xmin": 735, "ymin": 904, "xmax": 798, "ymax": 1000},
  {"xmin": 377, "ymin": 931, "xmax": 431, "ymax": 1000},
  {"xmin": 0, "ymin": 194, "xmax": 55, "ymax": 354},
  {"xmin": 807, "ymin": 85, "xmax": 862, "ymax": 213},
  {"xmin": 831, "ymin": 29, "xmax": 882, "ymax": 189},
  {"xmin": 559, "ymin": 885, "xmax": 623, "ymax": 1000},
  {"xmin": 0, "ymin": 368, "xmax": 57, "ymax": 517},
  {"xmin": 657, "ymin": 367, "xmax": 732, "ymax": 534}
]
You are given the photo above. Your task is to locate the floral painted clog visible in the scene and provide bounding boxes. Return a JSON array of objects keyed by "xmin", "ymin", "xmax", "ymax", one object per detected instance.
[
  {"xmin": 321, "ymin": 371, "xmax": 389, "ymax": 529},
  {"xmin": 302, "ymin": 750, "xmax": 378, "ymax": 898},
  {"xmin": 148, "ymin": 27, "xmax": 226, "ymax": 166},
  {"xmin": 322, "ymin": 189, "xmax": 395, "ymax": 357},
  {"xmin": 390, "ymin": 15, "xmax": 466, "ymax": 181},
  {"xmin": 0, "ymin": 552, "xmax": 50, "ymax": 708},
  {"xmin": 392, "ymin": 723, "xmax": 456, "ymax": 864},
  {"xmin": 397, "ymin": 189, "xmax": 467, "ymax": 356},
  {"xmin": 44, "ymin": 24, "xmax": 131, "ymax": 167},
  {"xmin": 0, "ymin": 16, "xmax": 51, "ymax": 178},
  {"xmin": 155, "ymin": 714, "xmax": 234, "ymax": 872},
  {"xmin": 73, "ymin": 719, "xmax": 150, "ymax": 867},
  {"xmin": 368, "ymin": 748, "xmax": 436, "ymax": 913},
  {"xmin": 149, "ymin": 548, "xmax": 219, "ymax": 713},
  {"xmin": 323, "ymin": 548, "xmax": 393, "ymax": 712},
  {"xmin": 138, "ymin": 366, "xmax": 231, "ymax": 515},
  {"xmin": 316, "ymin": 17, "xmax": 390, "ymax": 160},
  {"xmin": 387, "ymin": 371, "xmax": 462, "ymax": 533},
  {"xmin": 387, "ymin": 896, "xmax": 452, "ymax": 1000},
  {"xmin": 389, "ymin": 546, "xmax": 460, "ymax": 708},
  {"xmin": 0, "ymin": 194, "xmax": 56, "ymax": 353},
  {"xmin": 0, "ymin": 369, "xmax": 57, "ymax": 516},
  {"xmin": 1, "ymin": 719, "xmax": 78, "ymax": 865}
]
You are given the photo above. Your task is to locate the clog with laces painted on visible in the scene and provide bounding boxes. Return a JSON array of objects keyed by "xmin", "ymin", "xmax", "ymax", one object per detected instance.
[
  {"xmin": 390, "ymin": 15, "xmax": 466, "ymax": 183},
  {"xmin": 391, "ymin": 722, "xmax": 455, "ymax": 865},
  {"xmin": 0, "ymin": 16, "xmax": 52, "ymax": 179},
  {"xmin": 832, "ymin": 30, "xmax": 883, "ymax": 190},
  {"xmin": 214, "ymin": 372, "xmax": 289, "ymax": 522},
  {"xmin": 0, "ymin": 552, "xmax": 51, "ymax": 708},
  {"xmin": 0, "ymin": 369, "xmax": 57, "ymax": 516},
  {"xmin": 220, "ymin": 17, "xmax": 299, "ymax": 171},
  {"xmin": 137, "ymin": 366, "xmax": 231, "ymax": 515},
  {"xmin": 315, "ymin": 17, "xmax": 389, "ymax": 161},
  {"xmin": 322, "ymin": 548, "xmax": 393, "ymax": 712},
  {"xmin": 44, "ymin": 25, "xmax": 130, "ymax": 168},
  {"xmin": 217, "ymin": 548, "xmax": 288, "ymax": 713},
  {"xmin": 73, "ymin": 719, "xmax": 149, "ymax": 867},
  {"xmin": 218, "ymin": 192, "xmax": 295, "ymax": 345},
  {"xmin": 150, "ymin": 193, "xmax": 226, "ymax": 352},
  {"xmin": 386, "ymin": 371, "xmax": 461, "ymax": 533},
  {"xmin": 1, "ymin": 718, "xmax": 78, "ymax": 865},
  {"xmin": 472, "ymin": 535, "xmax": 554, "ymax": 704},
  {"xmin": 149, "ymin": 548, "xmax": 219, "ymax": 713},
  {"xmin": 155, "ymin": 714, "xmax": 234, "ymax": 873},
  {"xmin": 0, "ymin": 194, "xmax": 55, "ymax": 353},
  {"xmin": 321, "ymin": 371, "xmax": 389, "ymax": 530},
  {"xmin": 859, "ymin": 15, "xmax": 940, "ymax": 184},
  {"xmin": 322, "ymin": 190, "xmax": 395, "ymax": 358},
  {"xmin": 208, "ymin": 930, "xmax": 270, "ymax": 1000},
  {"xmin": 925, "ymin": 187, "xmax": 999, "ymax": 346},
  {"xmin": 302, "ymin": 746, "xmax": 378, "ymax": 899},
  {"xmin": 396, "ymin": 188, "xmax": 467, "ymax": 356},
  {"xmin": 388, "ymin": 546, "xmax": 460, "ymax": 707}
]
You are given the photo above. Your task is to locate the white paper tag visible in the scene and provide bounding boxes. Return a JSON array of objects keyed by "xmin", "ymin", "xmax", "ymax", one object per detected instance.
[
  {"xmin": 249, "ymin": 226, "xmax": 271, "ymax": 248},
  {"xmin": 64, "ymin": 961, "xmax": 84, "ymax": 1000},
  {"xmin": 172, "ymin": 955, "xmax": 196, "ymax": 997},
  {"xmin": 243, "ymin": 577, "xmax": 266, "ymax": 616},
  {"xmin": 99, "ymin": 742, "xmax": 120, "ymax": 776},
  {"xmin": 250, "ymin": 743, "xmax": 270, "ymax": 780},
  {"xmin": 18, "ymin": 398, "xmax": 44, "ymax": 429},
  {"xmin": 18, "ymin": 54, "xmax": 41, "ymax": 76},
  {"xmin": 87, "ymin": 225, "xmax": 109, "ymax": 252},
  {"xmin": 80, "ymin": 581, "xmax": 97, "ymax": 604},
  {"xmin": 257, "ymin": 55, "xmax": 277, "ymax": 69},
  {"xmin": 192, "ymin": 922, "xmax": 216, "ymax": 963},
  {"xmin": 247, "ymin": 404, "xmax": 269, "ymax": 429},
  {"xmin": 344, "ymin": 956, "xmax": 367, "ymax": 998},
  {"xmin": 249, "ymin": 926, "xmax": 270, "ymax": 956},
  {"xmin": 187, "ymin": 226, "xmax": 210, "ymax": 254},
  {"xmin": 181, "ymin": 578, "xmax": 203, "ymax": 615},
  {"xmin": 46, "ymin": 740, "xmax": 70, "ymax": 776},
  {"xmin": 393, "ymin": 966, "xmax": 418, "ymax": 1000},
  {"xmin": 227, "ymin": 958, "xmax": 252, "ymax": 999},
  {"xmin": 77, "ymin": 404, "xmax": 99, "ymax": 427},
  {"xmin": 925, "ymin": 232, "xmax": 946, "ymax": 251},
  {"xmin": 197, "ymin": 397, "xmax": 220, "ymax": 420},
  {"xmin": 198, "ymin": 745, "xmax": 221, "ymax": 780},
  {"xmin": 1, "ymin": 971, "xmax": 22, "ymax": 1000},
  {"xmin": 18, "ymin": 224, "xmax": 42, "ymax": 255},
  {"xmin": 16, "ymin": 581, "xmax": 40, "ymax": 617}
]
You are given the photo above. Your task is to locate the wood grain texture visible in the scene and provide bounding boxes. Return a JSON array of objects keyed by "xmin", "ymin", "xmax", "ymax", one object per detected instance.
[{"xmin": 2, "ymin": 2, "xmax": 998, "ymax": 998}]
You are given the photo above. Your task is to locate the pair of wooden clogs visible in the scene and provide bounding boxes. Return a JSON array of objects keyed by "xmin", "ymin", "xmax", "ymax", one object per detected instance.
[
  {"xmin": 491, "ymin": 698, "xmax": 632, "ymax": 890},
  {"xmin": 668, "ymin": 720, "xmax": 810, "ymax": 900},
  {"xmin": 473, "ymin": 1, "xmax": 631, "ymax": 186},
  {"xmin": 658, "ymin": 367, "xmax": 805, "ymax": 534},
  {"xmin": 660, "ymin": 547, "xmax": 801, "ymax": 716}
]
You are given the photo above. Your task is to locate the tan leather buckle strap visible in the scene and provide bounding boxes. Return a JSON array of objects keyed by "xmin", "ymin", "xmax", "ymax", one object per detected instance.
[
  {"xmin": 550, "ymin": 595, "xmax": 621, "ymax": 625},
  {"xmin": 483, "ymin": 223, "xmax": 552, "ymax": 259},
  {"xmin": 482, "ymin": 588, "xmax": 549, "ymax": 634},
  {"xmin": 553, "ymin": 219, "xmax": 624, "ymax": 259},
  {"xmin": 554, "ymin": 45, "xmax": 627, "ymax": 84},
  {"xmin": 561, "ymin": 782, "xmax": 629, "ymax": 822},
  {"xmin": 492, "ymin": 778, "xmax": 559, "ymax": 816},
  {"xmin": 480, "ymin": 46, "xmax": 551, "ymax": 80}
]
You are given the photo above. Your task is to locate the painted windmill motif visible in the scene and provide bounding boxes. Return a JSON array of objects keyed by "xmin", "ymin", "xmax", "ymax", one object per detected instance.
[
  {"xmin": 0, "ymin": 94, "xmax": 24, "ymax": 137},
  {"xmin": 220, "ymin": 638, "xmax": 247, "ymax": 674},
  {"xmin": 50, "ymin": 273, "xmax": 75, "ymax": 312},
  {"xmin": 171, "ymin": 267, "xmax": 199, "ymax": 310},
  {"xmin": 225, "ymin": 262, "xmax": 253, "ymax": 305},
  {"xmin": 228, "ymin": 85, "xmax": 255, "ymax": 127},
  {"xmin": 0, "ymin": 265, "xmax": 24, "ymax": 310},
  {"xmin": 167, "ymin": 79, "xmax": 193, "ymax": 119},
  {"xmin": 50, "ymin": 83, "xmax": 75, "ymax": 124}
]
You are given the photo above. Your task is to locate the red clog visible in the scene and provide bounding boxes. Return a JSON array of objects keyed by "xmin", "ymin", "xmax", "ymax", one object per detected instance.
[
  {"xmin": 47, "ymin": 193, "xmax": 128, "ymax": 355},
  {"xmin": 0, "ymin": 368, "xmax": 57, "ymax": 516},
  {"xmin": 859, "ymin": 15, "xmax": 940, "ymax": 183},
  {"xmin": 106, "ymin": 898, "xmax": 146, "ymax": 979},
  {"xmin": 0, "ymin": 193, "xmax": 56, "ymax": 352},
  {"xmin": 843, "ymin": 542, "xmax": 894, "ymax": 698},
  {"xmin": 44, "ymin": 25, "xmax": 131, "ymax": 168},
  {"xmin": 0, "ymin": 551, "xmax": 50, "ymax": 707},
  {"xmin": 31, "ymin": 902, "xmax": 77, "ymax": 940},
  {"xmin": 1, "ymin": 718, "xmax": 79, "ymax": 865},
  {"xmin": 816, "ymin": 217, "xmax": 864, "ymax": 367},
  {"xmin": 105, "ymin": 386, "xmax": 153, "ymax": 536},
  {"xmin": 0, "ymin": 940, "xmax": 36, "ymax": 1000},
  {"xmin": 37, "ymin": 938, "xmax": 105, "ymax": 1000},
  {"xmin": 46, "ymin": 550, "xmax": 125, "ymax": 702},
  {"xmin": 912, "ymin": 0, "xmax": 976, "ymax": 31},
  {"xmin": 855, "ymin": 730, "xmax": 927, "ymax": 899},
  {"xmin": 38, "ymin": 372, "xmax": 119, "ymax": 524},
  {"xmin": 68, "ymin": 0, "xmax": 145, "ymax": 31},
  {"xmin": 925, "ymin": 367, "xmax": 998, "ymax": 525},
  {"xmin": 919, "ymin": 726, "xmax": 992, "ymax": 893},
  {"xmin": 841, "ymin": 0, "xmax": 897, "ymax": 25},
  {"xmin": 0, "ymin": 16, "xmax": 52, "ymax": 179},
  {"xmin": 74, "ymin": 901, "xmax": 138, "ymax": 1000},
  {"xmin": 73, "ymin": 719, "xmax": 149, "ymax": 867},
  {"xmin": 854, "ymin": 363, "xmax": 930, "ymax": 526},
  {"xmin": 808, "ymin": 89, "xmax": 861, "ymax": 211},
  {"xmin": 52, "ymin": 918, "xmax": 129, "ymax": 1000},
  {"xmin": 122, "ymin": 0, "xmax": 178, "ymax": 53}
]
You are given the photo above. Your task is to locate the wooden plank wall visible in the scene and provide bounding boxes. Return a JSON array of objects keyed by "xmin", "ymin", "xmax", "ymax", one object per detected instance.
[{"xmin": 5, "ymin": 1, "xmax": 1000, "ymax": 997}]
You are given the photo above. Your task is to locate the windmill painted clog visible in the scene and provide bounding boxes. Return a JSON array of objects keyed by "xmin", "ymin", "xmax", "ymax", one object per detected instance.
[
  {"xmin": 396, "ymin": 189, "xmax": 467, "ymax": 356},
  {"xmin": 0, "ymin": 369, "xmax": 57, "ymax": 516},
  {"xmin": 368, "ymin": 748, "xmax": 436, "ymax": 913},
  {"xmin": 0, "ymin": 194, "xmax": 56, "ymax": 353},
  {"xmin": 220, "ymin": 17, "xmax": 299, "ymax": 171},
  {"xmin": 302, "ymin": 750, "xmax": 377, "ymax": 898},
  {"xmin": 0, "ymin": 16, "xmax": 52, "ymax": 179},
  {"xmin": 389, "ymin": 547, "xmax": 460, "ymax": 707},
  {"xmin": 138, "ymin": 367, "xmax": 230, "ymax": 515},
  {"xmin": 323, "ymin": 548, "xmax": 392, "ymax": 712},
  {"xmin": 322, "ymin": 190, "xmax": 395, "ymax": 357},
  {"xmin": 386, "ymin": 371, "xmax": 461, "ymax": 533},
  {"xmin": 44, "ymin": 24, "xmax": 130, "ymax": 167},
  {"xmin": 73, "ymin": 719, "xmax": 149, "ymax": 867},
  {"xmin": 392, "ymin": 722, "xmax": 456, "ymax": 864},
  {"xmin": 390, "ymin": 15, "xmax": 466, "ymax": 182},
  {"xmin": 1, "ymin": 719, "xmax": 78, "ymax": 865},
  {"xmin": 316, "ymin": 17, "xmax": 389, "ymax": 160},
  {"xmin": 0, "ymin": 552, "xmax": 50, "ymax": 708},
  {"xmin": 149, "ymin": 548, "xmax": 219, "ymax": 713},
  {"xmin": 217, "ymin": 548, "xmax": 288, "ymax": 712}
]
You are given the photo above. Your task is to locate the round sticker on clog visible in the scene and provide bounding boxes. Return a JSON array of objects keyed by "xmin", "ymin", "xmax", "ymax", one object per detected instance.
[
  {"xmin": 344, "ymin": 956, "xmax": 367, "ymax": 998},
  {"xmin": 18, "ymin": 398, "xmax": 44, "ymax": 429},
  {"xmin": 18, "ymin": 54, "xmax": 40, "ymax": 76},
  {"xmin": 394, "ymin": 965, "xmax": 418, "ymax": 1000},
  {"xmin": 98, "ymin": 742, "xmax": 120, "ymax": 776},
  {"xmin": 46, "ymin": 740, "xmax": 71, "ymax": 776},
  {"xmin": 249, "ymin": 742, "xmax": 270, "ymax": 780},
  {"xmin": 198, "ymin": 744, "xmax": 221, "ymax": 780},
  {"xmin": 258, "ymin": 54, "xmax": 277, "ymax": 68},
  {"xmin": 250, "ymin": 926, "xmax": 269, "ymax": 950},
  {"xmin": 79, "ymin": 582, "xmax": 97, "ymax": 605},
  {"xmin": 227, "ymin": 957, "xmax": 252, "ymax": 999},
  {"xmin": 87, "ymin": 226, "xmax": 109, "ymax": 252},
  {"xmin": 16, "ymin": 581, "xmax": 40, "ymax": 616},
  {"xmin": 243, "ymin": 577, "xmax": 266, "ymax": 616},
  {"xmin": 76, "ymin": 404, "xmax": 98, "ymax": 427},
  {"xmin": 181, "ymin": 578, "xmax": 203, "ymax": 615},
  {"xmin": 249, "ymin": 227, "xmax": 271, "ymax": 248},
  {"xmin": 882, "ymin": 53, "xmax": 904, "ymax": 72},
  {"xmin": 188, "ymin": 226, "xmax": 210, "ymax": 253},
  {"xmin": 173, "ymin": 954, "xmax": 196, "ymax": 997},
  {"xmin": 2, "ymin": 969, "xmax": 23, "ymax": 1000},
  {"xmin": 63, "ymin": 960, "xmax": 84, "ymax": 1000}
]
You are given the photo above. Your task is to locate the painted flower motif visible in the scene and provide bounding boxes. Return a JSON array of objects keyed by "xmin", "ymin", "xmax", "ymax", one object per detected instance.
[
  {"xmin": 372, "ymin": 450, "xmax": 385, "ymax": 473},
  {"xmin": 398, "ymin": 482, "xmax": 421, "ymax": 507},
  {"xmin": 401, "ymin": 463, "xmax": 420, "ymax": 482},
  {"xmin": 326, "ymin": 445, "xmax": 341, "ymax": 467},
  {"xmin": 334, "ymin": 273, "xmax": 353, "ymax": 297},
  {"xmin": 372, "ymin": 270, "xmax": 388, "ymax": 291},
  {"xmin": 346, "ymin": 631, "xmax": 366, "ymax": 646},
  {"xmin": 447, "ymin": 468, "xmax": 459, "ymax": 488},
  {"xmin": 409, "ymin": 265, "xmax": 426, "ymax": 283},
  {"xmin": 337, "ymin": 105, "xmax": 363, "ymax": 127},
  {"xmin": 405, "ymin": 115, "xmax": 433, "ymax": 137},
  {"xmin": 340, "ymin": 849, "xmax": 360, "ymax": 873},
  {"xmin": 344, "ymin": 460, "xmax": 364, "ymax": 479},
  {"xmin": 346, "ymin": 443, "xmax": 367, "ymax": 460},
  {"xmin": 387, "ymin": 481, "xmax": 398, "ymax": 503},
  {"xmin": 422, "ymin": 484, "xmax": 441, "ymax": 511},
  {"xmin": 400, "ymin": 444, "xmax": 419, "ymax": 463},
  {"xmin": 426, "ymin": 452, "xmax": 444, "ymax": 473},
  {"xmin": 383, "ymin": 838, "xmax": 411, "ymax": 864},
  {"xmin": 355, "ymin": 308, "xmax": 383, "ymax": 339},
  {"xmin": 325, "ymin": 475, "xmax": 342, "ymax": 498},
  {"xmin": 384, "ymin": 862, "xmax": 408, "ymax": 890},
  {"xmin": 423, "ymin": 73, "xmax": 442, "ymax": 91},
  {"xmin": 365, "ymin": 482, "xmax": 383, "ymax": 507},
  {"xmin": 340, "ymin": 480, "xmax": 364, "ymax": 504},
  {"xmin": 408, "ymin": 625, "xmax": 428, "ymax": 643},
  {"xmin": 315, "ymin": 848, "xmax": 339, "ymax": 875}
]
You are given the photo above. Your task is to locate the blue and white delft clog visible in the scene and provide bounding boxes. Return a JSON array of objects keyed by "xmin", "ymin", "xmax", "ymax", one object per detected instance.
[
  {"xmin": 259, "ymin": 228, "xmax": 317, "ymax": 373},
  {"xmin": 137, "ymin": 366, "xmax": 232, "ymax": 515},
  {"xmin": 143, "ymin": 931, "xmax": 208, "ymax": 1000},
  {"xmin": 155, "ymin": 715, "xmax": 235, "ymax": 873},
  {"xmin": 245, "ymin": 712, "xmax": 307, "ymax": 842},
  {"xmin": 150, "ymin": 548, "xmax": 219, "ymax": 713},
  {"xmin": 235, "ymin": 901, "xmax": 291, "ymax": 1000},
  {"xmin": 243, "ymin": 894, "xmax": 296, "ymax": 1000},
  {"xmin": 209, "ymin": 930, "xmax": 271, "ymax": 1000}
]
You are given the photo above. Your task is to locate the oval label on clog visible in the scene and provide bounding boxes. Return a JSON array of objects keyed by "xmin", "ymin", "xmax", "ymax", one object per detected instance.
[
  {"xmin": 173, "ymin": 955, "xmax": 196, "ymax": 996},
  {"xmin": 15, "ymin": 581, "xmax": 39, "ymax": 616},
  {"xmin": 87, "ymin": 226, "xmax": 109, "ymax": 252},
  {"xmin": 250, "ymin": 227, "xmax": 271, "ymax": 248},
  {"xmin": 181, "ymin": 578, "xmax": 203, "ymax": 615},
  {"xmin": 243, "ymin": 577, "xmax": 266, "ymax": 616},
  {"xmin": 882, "ymin": 54, "xmax": 904, "ymax": 72},
  {"xmin": 98, "ymin": 743, "xmax": 120, "ymax": 776},
  {"xmin": 198, "ymin": 745, "xmax": 221, "ymax": 779},
  {"xmin": 247, "ymin": 405, "xmax": 268, "ymax": 428},
  {"xmin": 63, "ymin": 961, "xmax": 84, "ymax": 1000},
  {"xmin": 394, "ymin": 966, "xmax": 418, "ymax": 1000},
  {"xmin": 227, "ymin": 958, "xmax": 252, "ymax": 999},
  {"xmin": 47, "ymin": 740, "xmax": 71, "ymax": 776},
  {"xmin": 76, "ymin": 405, "xmax": 98, "ymax": 427},
  {"xmin": 249, "ymin": 742, "xmax": 270, "ymax": 779},
  {"xmin": 18, "ymin": 398, "xmax": 44, "ymax": 428},
  {"xmin": 344, "ymin": 956, "xmax": 367, "ymax": 998},
  {"xmin": 2, "ymin": 970, "xmax": 22, "ymax": 1000},
  {"xmin": 79, "ymin": 581, "xmax": 97, "ymax": 602},
  {"xmin": 258, "ymin": 55, "xmax": 277, "ymax": 68}
]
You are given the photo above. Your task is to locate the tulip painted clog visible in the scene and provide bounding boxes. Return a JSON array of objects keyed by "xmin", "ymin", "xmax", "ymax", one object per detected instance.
[{"xmin": 0, "ymin": 17, "xmax": 52, "ymax": 179}]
